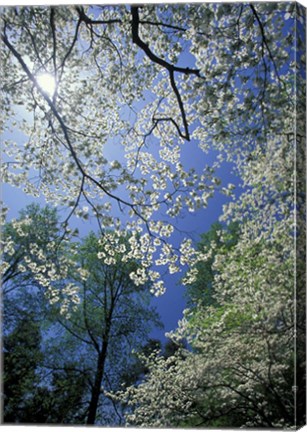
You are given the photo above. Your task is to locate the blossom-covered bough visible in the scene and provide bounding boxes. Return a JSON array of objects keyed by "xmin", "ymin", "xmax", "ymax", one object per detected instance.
[{"xmin": 1, "ymin": 2, "xmax": 306, "ymax": 427}]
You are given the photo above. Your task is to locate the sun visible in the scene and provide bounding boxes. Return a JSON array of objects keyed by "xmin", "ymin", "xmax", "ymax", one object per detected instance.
[{"xmin": 36, "ymin": 73, "xmax": 56, "ymax": 97}]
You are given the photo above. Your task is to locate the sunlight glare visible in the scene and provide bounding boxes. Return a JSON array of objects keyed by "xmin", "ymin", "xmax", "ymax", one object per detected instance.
[{"xmin": 36, "ymin": 73, "xmax": 56, "ymax": 97}]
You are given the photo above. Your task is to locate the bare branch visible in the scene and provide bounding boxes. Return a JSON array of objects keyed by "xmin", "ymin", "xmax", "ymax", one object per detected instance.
[
  {"xmin": 131, "ymin": 5, "xmax": 202, "ymax": 141},
  {"xmin": 50, "ymin": 7, "xmax": 57, "ymax": 74},
  {"xmin": 76, "ymin": 6, "xmax": 122, "ymax": 26},
  {"xmin": 139, "ymin": 19, "xmax": 187, "ymax": 33},
  {"xmin": 249, "ymin": 4, "xmax": 282, "ymax": 84}
]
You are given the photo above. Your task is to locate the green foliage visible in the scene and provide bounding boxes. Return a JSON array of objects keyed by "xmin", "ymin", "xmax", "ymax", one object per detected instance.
[
  {"xmin": 3, "ymin": 313, "xmax": 43, "ymax": 423},
  {"xmin": 28, "ymin": 366, "xmax": 89, "ymax": 424},
  {"xmin": 184, "ymin": 221, "xmax": 240, "ymax": 308}
]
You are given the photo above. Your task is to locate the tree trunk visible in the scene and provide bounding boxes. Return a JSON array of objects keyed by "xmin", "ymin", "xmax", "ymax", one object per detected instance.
[{"xmin": 86, "ymin": 340, "xmax": 108, "ymax": 425}]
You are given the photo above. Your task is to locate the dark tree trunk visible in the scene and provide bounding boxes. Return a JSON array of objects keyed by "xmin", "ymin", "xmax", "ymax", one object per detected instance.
[{"xmin": 86, "ymin": 340, "xmax": 108, "ymax": 425}]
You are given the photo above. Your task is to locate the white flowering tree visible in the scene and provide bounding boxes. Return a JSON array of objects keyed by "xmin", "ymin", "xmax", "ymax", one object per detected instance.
[
  {"xmin": 1, "ymin": 3, "xmax": 303, "ymax": 291},
  {"xmin": 2, "ymin": 204, "xmax": 87, "ymax": 423},
  {"xmin": 111, "ymin": 130, "xmax": 305, "ymax": 428},
  {"xmin": 1, "ymin": 2, "xmax": 305, "ymax": 428}
]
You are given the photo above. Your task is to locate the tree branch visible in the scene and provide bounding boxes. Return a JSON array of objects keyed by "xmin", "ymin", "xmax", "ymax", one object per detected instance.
[
  {"xmin": 249, "ymin": 4, "xmax": 282, "ymax": 84},
  {"xmin": 139, "ymin": 19, "xmax": 187, "ymax": 33},
  {"xmin": 58, "ymin": 15, "xmax": 82, "ymax": 79},
  {"xmin": 76, "ymin": 6, "xmax": 122, "ymax": 26},
  {"xmin": 50, "ymin": 7, "xmax": 57, "ymax": 74},
  {"xmin": 83, "ymin": 281, "xmax": 101, "ymax": 354},
  {"xmin": 131, "ymin": 5, "xmax": 202, "ymax": 141}
]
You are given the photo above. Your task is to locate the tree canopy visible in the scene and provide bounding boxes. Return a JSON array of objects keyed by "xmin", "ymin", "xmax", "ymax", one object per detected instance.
[
  {"xmin": 1, "ymin": 2, "xmax": 306, "ymax": 428},
  {"xmin": 2, "ymin": 3, "xmax": 305, "ymax": 288}
]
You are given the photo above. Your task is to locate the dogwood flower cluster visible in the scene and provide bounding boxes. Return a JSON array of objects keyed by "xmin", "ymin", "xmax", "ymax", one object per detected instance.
[{"xmin": 1, "ymin": 209, "xmax": 84, "ymax": 316}]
